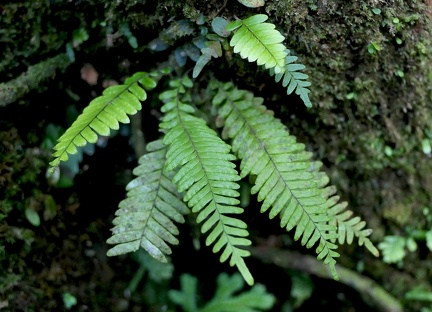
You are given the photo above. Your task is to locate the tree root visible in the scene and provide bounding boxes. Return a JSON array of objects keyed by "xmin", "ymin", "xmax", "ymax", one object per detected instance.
[{"xmin": 250, "ymin": 247, "xmax": 403, "ymax": 312}]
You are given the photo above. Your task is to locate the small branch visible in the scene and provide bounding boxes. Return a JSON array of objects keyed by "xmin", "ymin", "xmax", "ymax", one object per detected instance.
[
  {"xmin": 130, "ymin": 112, "xmax": 146, "ymax": 158},
  {"xmin": 0, "ymin": 53, "xmax": 71, "ymax": 107},
  {"xmin": 250, "ymin": 247, "xmax": 403, "ymax": 312},
  {"xmin": 213, "ymin": 0, "xmax": 228, "ymax": 18}
]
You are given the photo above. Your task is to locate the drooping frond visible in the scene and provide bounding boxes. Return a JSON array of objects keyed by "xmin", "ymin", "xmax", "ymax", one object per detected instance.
[
  {"xmin": 318, "ymin": 176, "xmax": 379, "ymax": 257},
  {"xmin": 106, "ymin": 139, "xmax": 189, "ymax": 262},
  {"xmin": 212, "ymin": 81, "xmax": 340, "ymax": 278},
  {"xmin": 49, "ymin": 71, "xmax": 158, "ymax": 168},
  {"xmin": 269, "ymin": 53, "xmax": 313, "ymax": 108},
  {"xmin": 159, "ymin": 77, "xmax": 254, "ymax": 286},
  {"xmin": 226, "ymin": 14, "xmax": 287, "ymax": 73}
]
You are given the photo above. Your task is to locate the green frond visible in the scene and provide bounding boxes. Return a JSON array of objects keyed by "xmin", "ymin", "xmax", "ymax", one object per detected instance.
[
  {"xmin": 269, "ymin": 53, "xmax": 313, "ymax": 108},
  {"xmin": 212, "ymin": 81, "xmax": 340, "ymax": 278},
  {"xmin": 169, "ymin": 273, "xmax": 275, "ymax": 312},
  {"xmin": 201, "ymin": 273, "xmax": 275, "ymax": 312},
  {"xmin": 106, "ymin": 139, "xmax": 189, "ymax": 262},
  {"xmin": 226, "ymin": 14, "xmax": 287, "ymax": 73},
  {"xmin": 159, "ymin": 77, "xmax": 254, "ymax": 286},
  {"xmin": 49, "ymin": 71, "xmax": 157, "ymax": 168},
  {"xmin": 320, "ymin": 181, "xmax": 380, "ymax": 257}
]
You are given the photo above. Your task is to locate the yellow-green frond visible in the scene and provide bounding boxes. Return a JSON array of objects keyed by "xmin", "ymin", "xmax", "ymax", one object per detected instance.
[
  {"xmin": 49, "ymin": 72, "xmax": 157, "ymax": 168},
  {"xmin": 226, "ymin": 14, "xmax": 287, "ymax": 73}
]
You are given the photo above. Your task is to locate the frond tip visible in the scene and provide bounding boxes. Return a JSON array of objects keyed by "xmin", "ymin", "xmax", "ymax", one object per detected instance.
[
  {"xmin": 106, "ymin": 139, "xmax": 189, "ymax": 262},
  {"xmin": 323, "ymin": 184, "xmax": 379, "ymax": 257},
  {"xmin": 227, "ymin": 14, "xmax": 287, "ymax": 73},
  {"xmin": 49, "ymin": 72, "xmax": 157, "ymax": 169},
  {"xmin": 270, "ymin": 53, "xmax": 313, "ymax": 108}
]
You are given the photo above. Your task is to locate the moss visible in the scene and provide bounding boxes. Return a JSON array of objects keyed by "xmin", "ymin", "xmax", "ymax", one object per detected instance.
[
  {"xmin": 0, "ymin": 127, "xmax": 48, "ymax": 304},
  {"xmin": 0, "ymin": 1, "xmax": 76, "ymax": 77},
  {"xmin": 0, "ymin": 54, "xmax": 71, "ymax": 107},
  {"xmin": 263, "ymin": 1, "xmax": 431, "ymax": 157},
  {"xmin": 231, "ymin": 2, "xmax": 432, "ymax": 304}
]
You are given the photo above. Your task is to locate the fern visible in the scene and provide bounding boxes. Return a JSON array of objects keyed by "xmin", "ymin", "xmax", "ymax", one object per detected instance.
[
  {"xmin": 189, "ymin": 14, "xmax": 312, "ymax": 108},
  {"xmin": 321, "ymin": 179, "xmax": 380, "ymax": 257},
  {"xmin": 378, "ymin": 236, "xmax": 407, "ymax": 263},
  {"xmin": 45, "ymin": 8, "xmax": 381, "ymax": 297},
  {"xmin": 212, "ymin": 81, "xmax": 342, "ymax": 278},
  {"xmin": 49, "ymin": 71, "xmax": 158, "ymax": 168},
  {"xmin": 169, "ymin": 273, "xmax": 275, "ymax": 312},
  {"xmin": 106, "ymin": 139, "xmax": 189, "ymax": 262},
  {"xmin": 226, "ymin": 14, "xmax": 287, "ymax": 73},
  {"xmin": 270, "ymin": 53, "xmax": 313, "ymax": 108},
  {"xmin": 159, "ymin": 77, "xmax": 253, "ymax": 285},
  {"xmin": 131, "ymin": 249, "xmax": 174, "ymax": 284}
]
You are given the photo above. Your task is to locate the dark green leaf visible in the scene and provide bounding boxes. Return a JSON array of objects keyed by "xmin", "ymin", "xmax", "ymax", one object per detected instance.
[
  {"xmin": 212, "ymin": 17, "xmax": 230, "ymax": 37},
  {"xmin": 237, "ymin": 0, "xmax": 265, "ymax": 8}
]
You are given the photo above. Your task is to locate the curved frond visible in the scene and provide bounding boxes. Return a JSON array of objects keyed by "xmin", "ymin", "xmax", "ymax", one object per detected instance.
[
  {"xmin": 318, "ymin": 178, "xmax": 379, "ymax": 257},
  {"xmin": 270, "ymin": 53, "xmax": 313, "ymax": 108},
  {"xmin": 159, "ymin": 77, "xmax": 254, "ymax": 286},
  {"xmin": 212, "ymin": 81, "xmax": 340, "ymax": 278},
  {"xmin": 50, "ymin": 72, "xmax": 158, "ymax": 168},
  {"xmin": 106, "ymin": 139, "xmax": 189, "ymax": 262},
  {"xmin": 226, "ymin": 14, "xmax": 287, "ymax": 73}
]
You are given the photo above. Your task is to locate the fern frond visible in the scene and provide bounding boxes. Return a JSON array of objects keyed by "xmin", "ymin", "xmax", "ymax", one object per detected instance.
[
  {"xmin": 201, "ymin": 273, "xmax": 275, "ymax": 312},
  {"xmin": 169, "ymin": 273, "xmax": 275, "ymax": 312},
  {"xmin": 106, "ymin": 139, "xmax": 189, "ymax": 262},
  {"xmin": 49, "ymin": 72, "xmax": 157, "ymax": 168},
  {"xmin": 270, "ymin": 53, "xmax": 313, "ymax": 108},
  {"xmin": 226, "ymin": 14, "xmax": 287, "ymax": 73},
  {"xmin": 159, "ymin": 77, "xmax": 254, "ymax": 285},
  {"xmin": 319, "ymin": 179, "xmax": 379, "ymax": 257},
  {"xmin": 212, "ymin": 81, "xmax": 340, "ymax": 278}
]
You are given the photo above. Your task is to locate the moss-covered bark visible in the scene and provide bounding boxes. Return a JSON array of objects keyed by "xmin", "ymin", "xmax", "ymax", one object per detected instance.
[{"xmin": 0, "ymin": 53, "xmax": 71, "ymax": 106}]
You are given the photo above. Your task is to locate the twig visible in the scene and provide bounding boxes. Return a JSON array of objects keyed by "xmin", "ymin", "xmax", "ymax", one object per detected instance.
[
  {"xmin": 213, "ymin": 0, "xmax": 228, "ymax": 18},
  {"xmin": 0, "ymin": 53, "xmax": 71, "ymax": 107},
  {"xmin": 130, "ymin": 112, "xmax": 147, "ymax": 158}
]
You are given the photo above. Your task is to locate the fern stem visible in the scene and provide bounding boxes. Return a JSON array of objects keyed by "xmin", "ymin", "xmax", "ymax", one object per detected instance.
[{"xmin": 131, "ymin": 111, "xmax": 147, "ymax": 158}]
